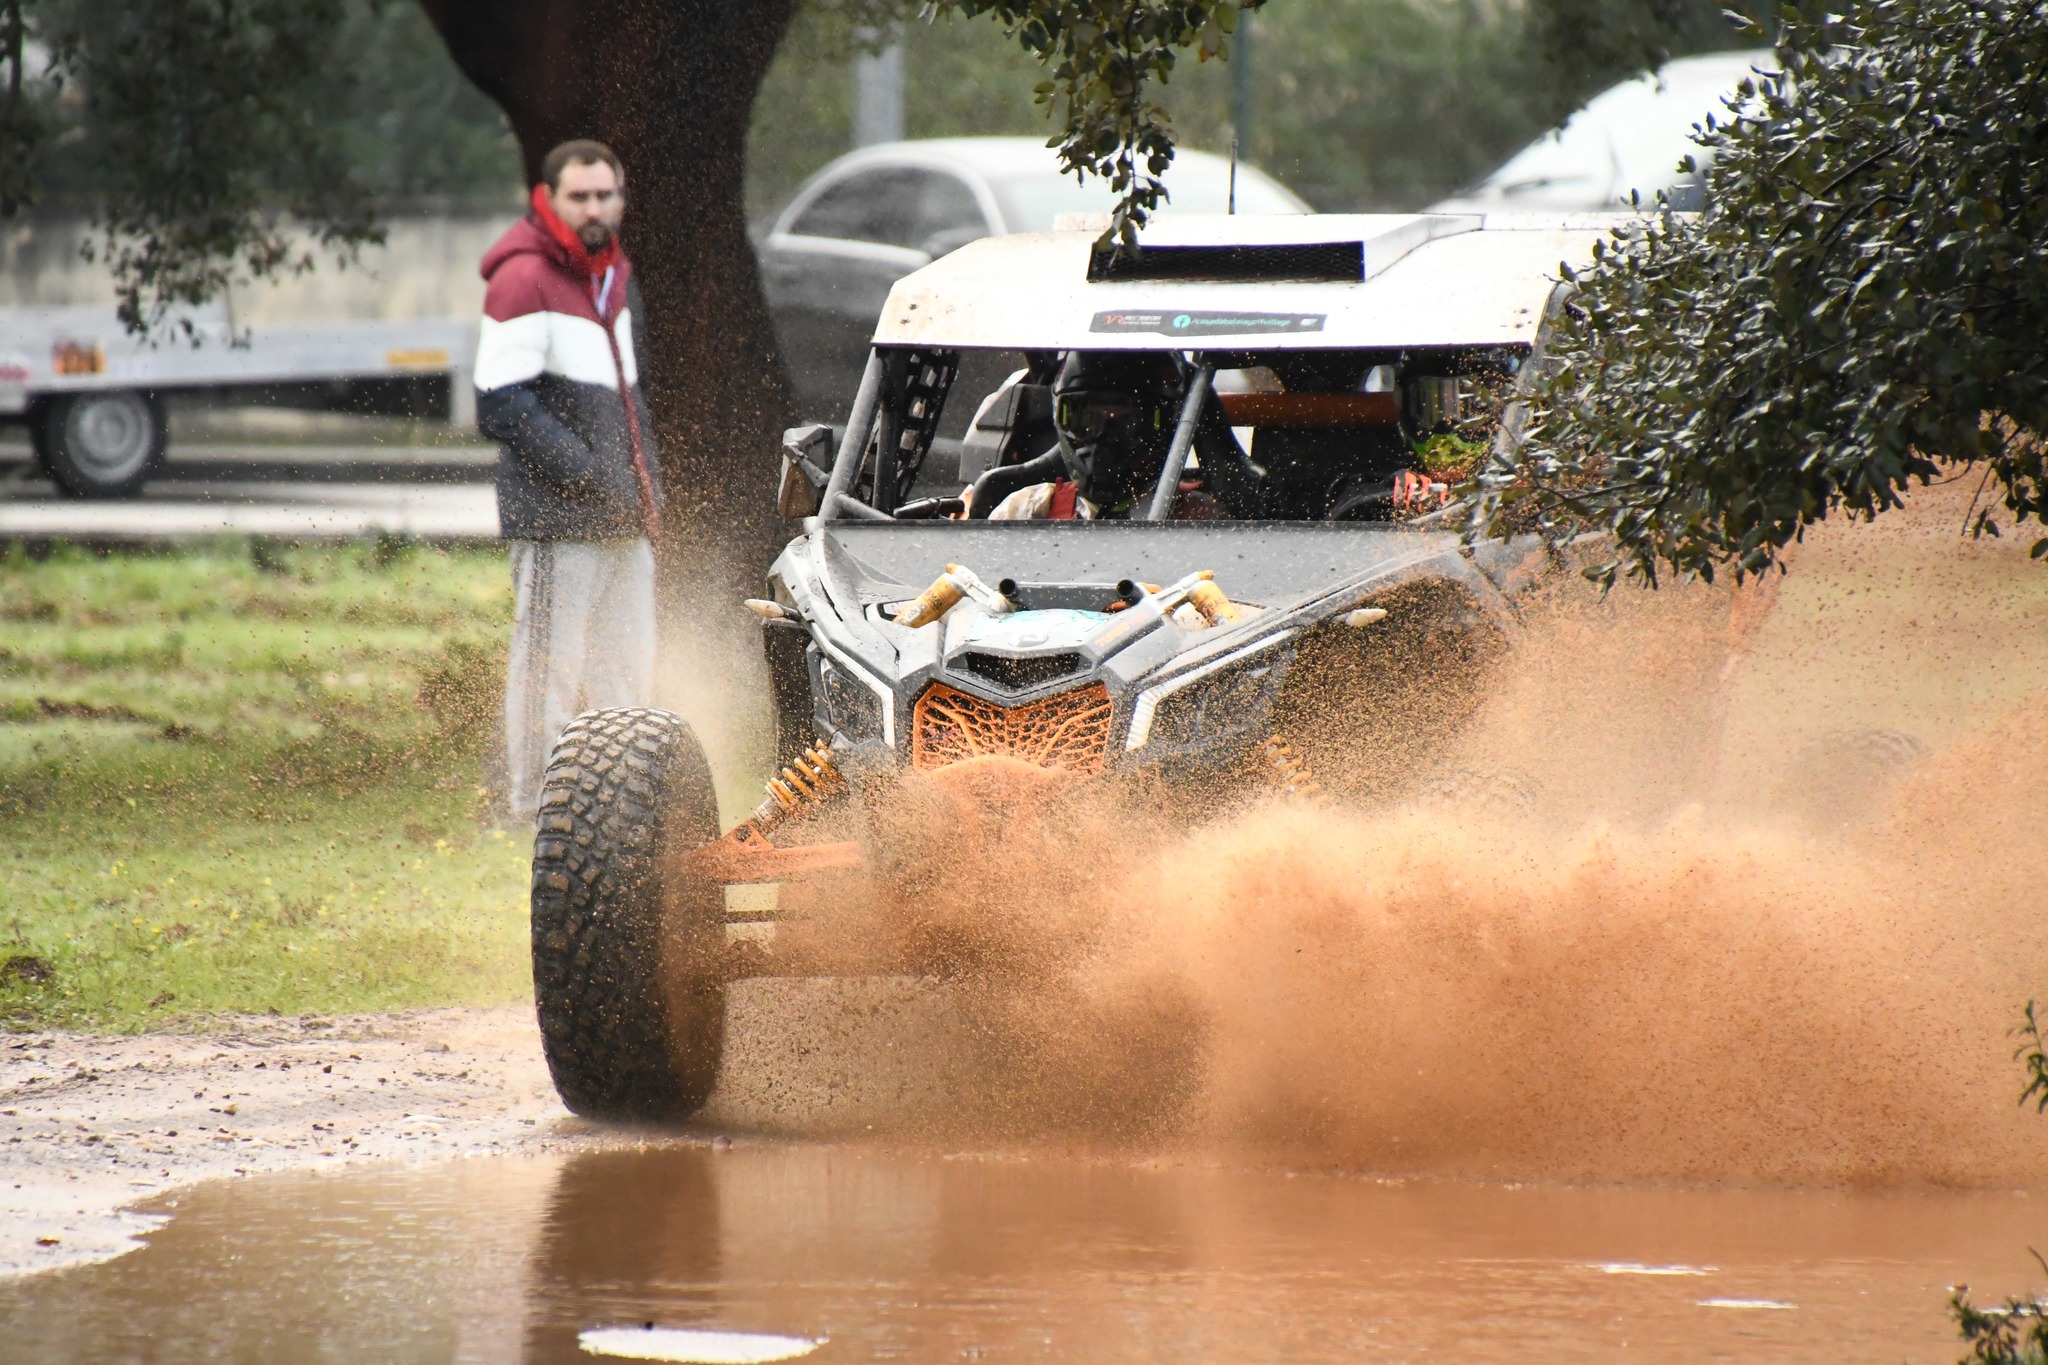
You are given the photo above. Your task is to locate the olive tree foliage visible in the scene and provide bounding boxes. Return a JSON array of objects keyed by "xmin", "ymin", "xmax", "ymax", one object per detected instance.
[
  {"xmin": 823, "ymin": 0, "xmax": 1264, "ymax": 248},
  {"xmin": 0, "ymin": 0, "xmax": 384, "ymax": 332},
  {"xmin": 1476, "ymin": 0, "xmax": 2048, "ymax": 587},
  {"xmin": 0, "ymin": 0, "xmax": 30, "ymax": 217},
  {"xmin": 0, "ymin": 0, "xmax": 1262, "ymax": 333}
]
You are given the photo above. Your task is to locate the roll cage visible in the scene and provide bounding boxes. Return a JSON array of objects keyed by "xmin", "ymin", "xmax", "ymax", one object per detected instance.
[{"xmin": 811, "ymin": 341, "xmax": 1527, "ymax": 526}]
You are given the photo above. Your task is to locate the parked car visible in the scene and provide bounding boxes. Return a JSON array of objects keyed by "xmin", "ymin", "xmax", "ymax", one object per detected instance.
[
  {"xmin": 1432, "ymin": 50, "xmax": 1776, "ymax": 214},
  {"xmin": 759, "ymin": 137, "xmax": 1310, "ymax": 423}
]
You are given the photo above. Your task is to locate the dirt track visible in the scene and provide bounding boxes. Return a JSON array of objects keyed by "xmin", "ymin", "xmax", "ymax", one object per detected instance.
[
  {"xmin": 0, "ymin": 979, "xmax": 980, "ymax": 1278},
  {"xmin": 0, "ymin": 1005, "xmax": 571, "ymax": 1276}
]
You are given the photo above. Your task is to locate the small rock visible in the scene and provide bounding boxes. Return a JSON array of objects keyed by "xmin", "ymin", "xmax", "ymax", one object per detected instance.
[
  {"xmin": 148, "ymin": 991, "xmax": 175, "ymax": 1009},
  {"xmin": 34, "ymin": 1237, "xmax": 57, "ymax": 1246}
]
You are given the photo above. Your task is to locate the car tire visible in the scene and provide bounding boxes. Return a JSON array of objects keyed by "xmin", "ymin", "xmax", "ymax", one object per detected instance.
[
  {"xmin": 1776, "ymin": 726, "xmax": 1928, "ymax": 830},
  {"xmin": 530, "ymin": 707, "xmax": 727, "ymax": 1121},
  {"xmin": 1421, "ymin": 766, "xmax": 1545, "ymax": 815},
  {"xmin": 32, "ymin": 390, "xmax": 166, "ymax": 498}
]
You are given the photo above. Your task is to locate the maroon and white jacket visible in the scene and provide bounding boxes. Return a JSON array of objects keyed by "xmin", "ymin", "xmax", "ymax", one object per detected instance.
[{"xmin": 476, "ymin": 186, "xmax": 665, "ymax": 541}]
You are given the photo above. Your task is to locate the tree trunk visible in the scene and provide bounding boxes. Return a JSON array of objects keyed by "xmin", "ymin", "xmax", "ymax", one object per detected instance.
[{"xmin": 416, "ymin": 0, "xmax": 799, "ymax": 604}]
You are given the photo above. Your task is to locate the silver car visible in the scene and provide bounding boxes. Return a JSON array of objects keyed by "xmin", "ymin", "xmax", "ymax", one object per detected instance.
[
  {"xmin": 1433, "ymin": 50, "xmax": 1775, "ymax": 214},
  {"xmin": 759, "ymin": 136, "xmax": 1309, "ymax": 422}
]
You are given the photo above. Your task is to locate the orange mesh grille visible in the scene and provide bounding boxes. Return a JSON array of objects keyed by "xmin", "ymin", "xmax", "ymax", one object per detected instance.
[{"xmin": 912, "ymin": 682, "xmax": 1114, "ymax": 774}]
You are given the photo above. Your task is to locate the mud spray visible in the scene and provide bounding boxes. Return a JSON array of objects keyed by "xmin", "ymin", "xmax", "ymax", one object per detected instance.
[{"xmin": 698, "ymin": 483, "xmax": 2048, "ymax": 1188}]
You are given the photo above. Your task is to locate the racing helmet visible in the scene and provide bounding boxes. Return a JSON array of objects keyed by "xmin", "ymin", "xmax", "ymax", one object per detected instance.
[{"xmin": 1050, "ymin": 352, "xmax": 1183, "ymax": 511}]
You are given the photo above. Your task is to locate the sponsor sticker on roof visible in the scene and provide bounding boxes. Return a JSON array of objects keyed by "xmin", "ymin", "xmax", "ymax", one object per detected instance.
[{"xmin": 1090, "ymin": 310, "xmax": 1326, "ymax": 337}]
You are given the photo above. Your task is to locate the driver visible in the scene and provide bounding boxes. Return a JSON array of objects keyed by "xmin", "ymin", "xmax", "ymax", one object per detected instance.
[{"xmin": 984, "ymin": 352, "xmax": 1182, "ymax": 520}]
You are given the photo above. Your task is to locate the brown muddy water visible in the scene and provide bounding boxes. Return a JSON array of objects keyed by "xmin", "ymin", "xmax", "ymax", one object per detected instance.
[{"xmin": 0, "ymin": 1143, "xmax": 2043, "ymax": 1362}]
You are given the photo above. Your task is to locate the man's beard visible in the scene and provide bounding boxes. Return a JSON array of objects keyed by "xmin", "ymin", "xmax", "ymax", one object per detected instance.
[{"xmin": 577, "ymin": 222, "xmax": 613, "ymax": 252}]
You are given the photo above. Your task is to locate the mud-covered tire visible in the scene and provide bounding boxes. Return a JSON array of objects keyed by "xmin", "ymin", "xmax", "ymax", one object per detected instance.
[
  {"xmin": 1422, "ymin": 766, "xmax": 1545, "ymax": 816},
  {"xmin": 530, "ymin": 707, "xmax": 726, "ymax": 1121},
  {"xmin": 1777, "ymin": 727, "xmax": 1928, "ymax": 829}
]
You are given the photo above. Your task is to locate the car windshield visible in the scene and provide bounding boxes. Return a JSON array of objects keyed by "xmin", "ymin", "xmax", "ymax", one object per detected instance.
[
  {"xmin": 990, "ymin": 163, "xmax": 1306, "ymax": 233},
  {"xmin": 834, "ymin": 344, "xmax": 1520, "ymax": 525}
]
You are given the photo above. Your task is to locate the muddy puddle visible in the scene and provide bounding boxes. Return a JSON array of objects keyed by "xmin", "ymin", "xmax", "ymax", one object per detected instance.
[{"xmin": 0, "ymin": 1142, "xmax": 2041, "ymax": 1362}]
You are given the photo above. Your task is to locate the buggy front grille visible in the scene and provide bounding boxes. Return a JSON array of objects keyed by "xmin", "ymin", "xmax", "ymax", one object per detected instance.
[{"xmin": 911, "ymin": 682, "xmax": 1114, "ymax": 774}]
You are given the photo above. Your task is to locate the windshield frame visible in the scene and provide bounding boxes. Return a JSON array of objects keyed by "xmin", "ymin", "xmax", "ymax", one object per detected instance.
[{"xmin": 817, "ymin": 341, "xmax": 1526, "ymax": 528}]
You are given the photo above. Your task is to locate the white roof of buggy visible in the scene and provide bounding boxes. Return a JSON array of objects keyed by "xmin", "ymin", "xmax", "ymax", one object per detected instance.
[{"xmin": 872, "ymin": 212, "xmax": 1643, "ymax": 351}]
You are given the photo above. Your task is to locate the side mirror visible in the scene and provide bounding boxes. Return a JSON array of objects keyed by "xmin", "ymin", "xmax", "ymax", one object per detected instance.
[{"xmin": 778, "ymin": 423, "xmax": 835, "ymax": 518}]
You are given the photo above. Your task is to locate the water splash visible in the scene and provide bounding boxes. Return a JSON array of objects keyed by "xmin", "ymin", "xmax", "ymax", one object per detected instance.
[{"xmin": 733, "ymin": 483, "xmax": 2048, "ymax": 1188}]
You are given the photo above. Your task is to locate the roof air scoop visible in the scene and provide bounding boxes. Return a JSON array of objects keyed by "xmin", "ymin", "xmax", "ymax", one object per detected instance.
[{"xmin": 1087, "ymin": 241, "xmax": 1365, "ymax": 284}]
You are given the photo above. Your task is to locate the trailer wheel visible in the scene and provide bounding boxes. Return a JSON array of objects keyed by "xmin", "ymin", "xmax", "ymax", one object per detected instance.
[
  {"xmin": 33, "ymin": 390, "xmax": 166, "ymax": 498},
  {"xmin": 530, "ymin": 707, "xmax": 727, "ymax": 1121}
]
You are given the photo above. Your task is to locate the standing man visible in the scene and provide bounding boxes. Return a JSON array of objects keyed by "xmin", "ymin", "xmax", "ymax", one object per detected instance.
[{"xmin": 475, "ymin": 140, "xmax": 665, "ymax": 822}]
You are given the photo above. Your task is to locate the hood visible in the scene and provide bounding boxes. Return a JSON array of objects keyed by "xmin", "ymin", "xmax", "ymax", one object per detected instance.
[
  {"xmin": 767, "ymin": 520, "xmax": 1524, "ymax": 769},
  {"xmin": 478, "ymin": 214, "xmax": 557, "ymax": 284}
]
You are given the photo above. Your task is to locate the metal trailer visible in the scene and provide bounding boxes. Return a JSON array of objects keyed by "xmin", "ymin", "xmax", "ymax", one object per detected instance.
[{"xmin": 0, "ymin": 302, "xmax": 478, "ymax": 496}]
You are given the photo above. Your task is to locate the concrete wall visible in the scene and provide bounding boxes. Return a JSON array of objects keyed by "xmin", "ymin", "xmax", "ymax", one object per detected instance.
[{"xmin": 0, "ymin": 210, "xmax": 520, "ymax": 322}]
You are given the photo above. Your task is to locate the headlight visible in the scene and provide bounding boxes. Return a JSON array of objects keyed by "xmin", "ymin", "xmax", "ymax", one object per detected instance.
[
  {"xmin": 1144, "ymin": 658, "xmax": 1281, "ymax": 748},
  {"xmin": 816, "ymin": 653, "xmax": 885, "ymax": 740},
  {"xmin": 1125, "ymin": 630, "xmax": 1297, "ymax": 752}
]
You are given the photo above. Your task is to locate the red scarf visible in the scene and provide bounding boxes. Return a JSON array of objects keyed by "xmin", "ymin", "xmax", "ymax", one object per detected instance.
[{"xmin": 529, "ymin": 183, "xmax": 623, "ymax": 313}]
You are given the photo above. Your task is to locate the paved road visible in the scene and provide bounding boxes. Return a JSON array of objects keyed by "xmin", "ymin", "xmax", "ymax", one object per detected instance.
[{"xmin": 0, "ymin": 441, "xmax": 500, "ymax": 541}]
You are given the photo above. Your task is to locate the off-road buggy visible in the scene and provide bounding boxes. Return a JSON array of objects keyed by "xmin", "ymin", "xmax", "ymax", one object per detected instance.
[{"xmin": 530, "ymin": 212, "xmax": 1620, "ymax": 1121}]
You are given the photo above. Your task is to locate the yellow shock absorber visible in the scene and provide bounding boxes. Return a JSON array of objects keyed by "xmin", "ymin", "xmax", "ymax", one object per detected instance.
[
  {"xmin": 746, "ymin": 744, "xmax": 846, "ymax": 838},
  {"xmin": 895, "ymin": 565, "xmax": 967, "ymax": 627},
  {"xmin": 1257, "ymin": 735, "xmax": 1328, "ymax": 805},
  {"xmin": 1187, "ymin": 571, "xmax": 1243, "ymax": 626}
]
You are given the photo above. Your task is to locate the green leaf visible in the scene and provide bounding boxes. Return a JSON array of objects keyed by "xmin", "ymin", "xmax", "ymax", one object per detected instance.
[{"xmin": 931, "ymin": 0, "xmax": 1261, "ymax": 234}]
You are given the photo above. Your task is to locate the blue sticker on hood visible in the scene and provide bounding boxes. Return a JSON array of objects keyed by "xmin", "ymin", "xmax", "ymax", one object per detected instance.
[{"xmin": 964, "ymin": 608, "xmax": 1112, "ymax": 650}]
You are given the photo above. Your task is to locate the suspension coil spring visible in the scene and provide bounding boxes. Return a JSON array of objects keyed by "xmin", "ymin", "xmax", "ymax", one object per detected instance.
[
  {"xmin": 748, "ymin": 744, "xmax": 845, "ymax": 837},
  {"xmin": 1257, "ymin": 735, "xmax": 1328, "ymax": 805}
]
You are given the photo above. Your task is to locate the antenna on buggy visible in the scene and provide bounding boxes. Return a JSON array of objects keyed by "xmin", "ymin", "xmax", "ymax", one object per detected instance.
[{"xmin": 1228, "ymin": 137, "xmax": 1239, "ymax": 215}]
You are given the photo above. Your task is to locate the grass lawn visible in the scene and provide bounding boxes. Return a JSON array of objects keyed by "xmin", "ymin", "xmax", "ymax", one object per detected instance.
[{"xmin": 0, "ymin": 537, "xmax": 531, "ymax": 1031}]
